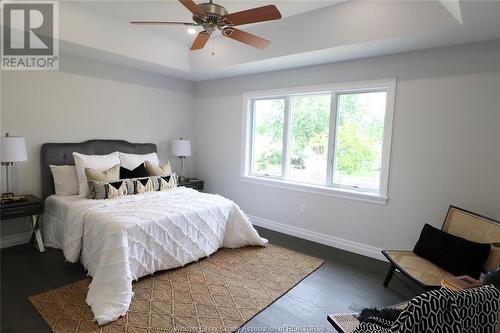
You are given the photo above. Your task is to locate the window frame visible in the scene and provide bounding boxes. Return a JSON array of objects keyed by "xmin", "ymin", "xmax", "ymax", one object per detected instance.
[{"xmin": 241, "ymin": 79, "xmax": 396, "ymax": 205}]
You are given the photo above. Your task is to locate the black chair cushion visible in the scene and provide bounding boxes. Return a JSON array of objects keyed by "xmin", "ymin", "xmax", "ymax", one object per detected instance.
[{"xmin": 413, "ymin": 223, "xmax": 491, "ymax": 278}]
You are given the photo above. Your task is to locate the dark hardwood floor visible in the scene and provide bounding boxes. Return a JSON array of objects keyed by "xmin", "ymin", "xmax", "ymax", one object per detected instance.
[{"xmin": 1, "ymin": 227, "xmax": 419, "ymax": 333}]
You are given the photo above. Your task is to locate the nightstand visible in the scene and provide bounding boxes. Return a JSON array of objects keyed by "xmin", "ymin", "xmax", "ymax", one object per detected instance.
[
  {"xmin": 178, "ymin": 179, "xmax": 204, "ymax": 191},
  {"xmin": 1, "ymin": 195, "xmax": 44, "ymax": 252}
]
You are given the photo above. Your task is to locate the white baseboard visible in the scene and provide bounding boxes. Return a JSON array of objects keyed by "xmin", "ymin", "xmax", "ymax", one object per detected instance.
[
  {"xmin": 0, "ymin": 231, "xmax": 32, "ymax": 249},
  {"xmin": 249, "ymin": 215, "xmax": 386, "ymax": 261}
]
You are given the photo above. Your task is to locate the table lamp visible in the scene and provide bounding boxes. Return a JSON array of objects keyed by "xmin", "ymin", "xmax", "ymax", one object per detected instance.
[
  {"xmin": 1, "ymin": 133, "xmax": 28, "ymax": 198},
  {"xmin": 171, "ymin": 138, "xmax": 191, "ymax": 182}
]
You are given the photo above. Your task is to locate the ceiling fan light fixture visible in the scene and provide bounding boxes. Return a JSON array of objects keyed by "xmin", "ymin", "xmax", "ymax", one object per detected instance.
[{"xmin": 132, "ymin": 0, "xmax": 282, "ymax": 50}]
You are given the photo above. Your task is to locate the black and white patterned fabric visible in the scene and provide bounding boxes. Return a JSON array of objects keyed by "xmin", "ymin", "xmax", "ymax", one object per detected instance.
[
  {"xmin": 353, "ymin": 285, "xmax": 500, "ymax": 333},
  {"xmin": 105, "ymin": 181, "xmax": 129, "ymax": 199},
  {"xmin": 88, "ymin": 179, "xmax": 134, "ymax": 199},
  {"xmin": 134, "ymin": 177, "xmax": 158, "ymax": 194},
  {"xmin": 88, "ymin": 177, "xmax": 168, "ymax": 199},
  {"xmin": 455, "ymin": 285, "xmax": 500, "ymax": 332},
  {"xmin": 159, "ymin": 174, "xmax": 177, "ymax": 191}
]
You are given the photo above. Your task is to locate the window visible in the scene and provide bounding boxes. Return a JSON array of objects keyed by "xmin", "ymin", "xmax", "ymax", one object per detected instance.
[
  {"xmin": 333, "ymin": 92, "xmax": 386, "ymax": 191},
  {"xmin": 288, "ymin": 94, "xmax": 331, "ymax": 185},
  {"xmin": 242, "ymin": 80, "xmax": 396, "ymax": 203},
  {"xmin": 252, "ymin": 99, "xmax": 284, "ymax": 177}
]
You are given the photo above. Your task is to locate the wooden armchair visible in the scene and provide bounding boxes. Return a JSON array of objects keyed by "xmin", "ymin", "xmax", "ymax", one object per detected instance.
[{"xmin": 382, "ymin": 205, "xmax": 500, "ymax": 290}]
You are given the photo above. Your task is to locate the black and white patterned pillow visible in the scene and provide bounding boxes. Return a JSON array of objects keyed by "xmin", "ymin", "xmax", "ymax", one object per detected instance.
[
  {"xmin": 353, "ymin": 286, "xmax": 500, "ymax": 333},
  {"xmin": 105, "ymin": 180, "xmax": 129, "ymax": 199},
  {"xmin": 159, "ymin": 174, "xmax": 177, "ymax": 191},
  {"xmin": 134, "ymin": 177, "xmax": 160, "ymax": 194},
  {"xmin": 88, "ymin": 179, "xmax": 134, "ymax": 199}
]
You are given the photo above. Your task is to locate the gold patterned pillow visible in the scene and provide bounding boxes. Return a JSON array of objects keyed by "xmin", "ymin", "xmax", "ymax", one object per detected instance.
[
  {"xmin": 85, "ymin": 164, "xmax": 120, "ymax": 182},
  {"xmin": 159, "ymin": 174, "xmax": 178, "ymax": 191},
  {"xmin": 105, "ymin": 181, "xmax": 128, "ymax": 199},
  {"xmin": 134, "ymin": 178, "xmax": 154, "ymax": 194},
  {"xmin": 145, "ymin": 160, "xmax": 172, "ymax": 177}
]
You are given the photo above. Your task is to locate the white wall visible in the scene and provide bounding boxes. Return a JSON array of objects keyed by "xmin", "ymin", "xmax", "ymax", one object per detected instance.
[
  {"xmin": 193, "ymin": 40, "xmax": 500, "ymax": 258},
  {"xmin": 0, "ymin": 53, "xmax": 195, "ymax": 242}
]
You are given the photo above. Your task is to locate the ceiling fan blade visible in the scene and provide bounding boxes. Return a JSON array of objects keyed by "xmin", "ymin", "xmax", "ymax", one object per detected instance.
[
  {"xmin": 222, "ymin": 28, "xmax": 270, "ymax": 49},
  {"xmin": 131, "ymin": 21, "xmax": 197, "ymax": 26},
  {"xmin": 191, "ymin": 31, "xmax": 211, "ymax": 50},
  {"xmin": 178, "ymin": 0, "xmax": 207, "ymax": 18},
  {"xmin": 223, "ymin": 5, "xmax": 281, "ymax": 26}
]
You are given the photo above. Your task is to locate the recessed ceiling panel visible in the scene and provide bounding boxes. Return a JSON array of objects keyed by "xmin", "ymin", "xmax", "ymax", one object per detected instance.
[{"xmin": 75, "ymin": 0, "xmax": 340, "ymax": 43}]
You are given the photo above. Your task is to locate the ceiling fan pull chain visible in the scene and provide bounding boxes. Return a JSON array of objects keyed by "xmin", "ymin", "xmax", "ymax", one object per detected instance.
[{"xmin": 211, "ymin": 39, "xmax": 215, "ymax": 56}]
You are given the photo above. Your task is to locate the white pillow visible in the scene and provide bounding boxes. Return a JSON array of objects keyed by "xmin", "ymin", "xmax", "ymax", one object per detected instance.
[
  {"xmin": 119, "ymin": 152, "xmax": 159, "ymax": 170},
  {"xmin": 73, "ymin": 151, "xmax": 120, "ymax": 196},
  {"xmin": 49, "ymin": 165, "xmax": 79, "ymax": 196}
]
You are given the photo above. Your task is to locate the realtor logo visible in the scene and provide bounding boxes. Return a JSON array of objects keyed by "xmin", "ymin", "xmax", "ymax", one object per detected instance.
[{"xmin": 1, "ymin": 1, "xmax": 59, "ymax": 70}]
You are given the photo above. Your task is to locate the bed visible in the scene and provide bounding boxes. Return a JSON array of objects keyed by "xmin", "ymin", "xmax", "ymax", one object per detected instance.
[{"xmin": 40, "ymin": 140, "xmax": 267, "ymax": 325}]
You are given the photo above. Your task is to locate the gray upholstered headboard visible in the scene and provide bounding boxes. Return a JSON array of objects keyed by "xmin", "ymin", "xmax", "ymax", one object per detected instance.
[{"xmin": 40, "ymin": 140, "xmax": 157, "ymax": 200}]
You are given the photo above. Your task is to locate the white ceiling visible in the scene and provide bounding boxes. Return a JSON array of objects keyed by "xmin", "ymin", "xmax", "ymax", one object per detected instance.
[
  {"xmin": 76, "ymin": 0, "xmax": 340, "ymax": 44},
  {"xmin": 54, "ymin": 0, "xmax": 500, "ymax": 81}
]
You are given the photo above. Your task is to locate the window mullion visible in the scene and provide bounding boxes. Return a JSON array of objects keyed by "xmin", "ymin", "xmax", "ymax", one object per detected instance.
[
  {"xmin": 281, "ymin": 97, "xmax": 291, "ymax": 179},
  {"xmin": 249, "ymin": 99, "xmax": 256, "ymax": 174},
  {"xmin": 326, "ymin": 93, "xmax": 338, "ymax": 186}
]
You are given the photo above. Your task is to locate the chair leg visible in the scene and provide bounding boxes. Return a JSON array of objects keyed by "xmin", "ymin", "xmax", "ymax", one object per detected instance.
[{"xmin": 383, "ymin": 264, "xmax": 396, "ymax": 287}]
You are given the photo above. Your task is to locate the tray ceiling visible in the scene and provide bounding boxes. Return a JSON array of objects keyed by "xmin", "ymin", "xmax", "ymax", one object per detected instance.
[{"xmin": 41, "ymin": 1, "xmax": 500, "ymax": 80}]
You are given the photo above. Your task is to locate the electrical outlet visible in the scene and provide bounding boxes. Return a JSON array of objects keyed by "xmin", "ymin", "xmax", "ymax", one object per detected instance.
[{"xmin": 299, "ymin": 203, "xmax": 306, "ymax": 214}]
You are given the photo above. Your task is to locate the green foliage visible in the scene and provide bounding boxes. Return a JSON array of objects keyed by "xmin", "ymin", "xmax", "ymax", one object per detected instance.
[
  {"xmin": 335, "ymin": 120, "xmax": 375, "ymax": 175},
  {"xmin": 290, "ymin": 95, "xmax": 330, "ymax": 156},
  {"xmin": 254, "ymin": 100, "xmax": 285, "ymax": 172},
  {"xmin": 337, "ymin": 94, "xmax": 361, "ymax": 125},
  {"xmin": 335, "ymin": 93, "xmax": 383, "ymax": 176},
  {"xmin": 256, "ymin": 149, "xmax": 281, "ymax": 171},
  {"xmin": 253, "ymin": 93, "xmax": 384, "ymax": 177},
  {"xmin": 255, "ymin": 113, "xmax": 283, "ymax": 142}
]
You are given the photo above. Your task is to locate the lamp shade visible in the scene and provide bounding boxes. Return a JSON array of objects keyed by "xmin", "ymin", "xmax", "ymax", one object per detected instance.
[
  {"xmin": 1, "ymin": 135, "xmax": 27, "ymax": 163},
  {"xmin": 171, "ymin": 139, "xmax": 191, "ymax": 157}
]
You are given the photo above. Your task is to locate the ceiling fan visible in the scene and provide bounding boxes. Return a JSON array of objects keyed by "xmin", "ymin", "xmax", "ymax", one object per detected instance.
[{"xmin": 131, "ymin": 0, "xmax": 282, "ymax": 50}]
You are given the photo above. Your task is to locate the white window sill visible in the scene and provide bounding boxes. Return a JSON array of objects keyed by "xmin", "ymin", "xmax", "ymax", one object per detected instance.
[{"xmin": 240, "ymin": 175, "xmax": 388, "ymax": 205}]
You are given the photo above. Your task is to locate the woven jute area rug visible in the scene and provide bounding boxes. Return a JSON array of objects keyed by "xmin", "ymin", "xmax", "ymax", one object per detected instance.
[{"xmin": 29, "ymin": 245, "xmax": 323, "ymax": 333}]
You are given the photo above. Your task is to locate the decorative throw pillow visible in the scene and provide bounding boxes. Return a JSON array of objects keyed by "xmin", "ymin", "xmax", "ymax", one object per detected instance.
[
  {"xmin": 134, "ymin": 178, "xmax": 154, "ymax": 194},
  {"xmin": 73, "ymin": 151, "xmax": 120, "ymax": 197},
  {"xmin": 119, "ymin": 152, "xmax": 159, "ymax": 170},
  {"xmin": 49, "ymin": 165, "xmax": 79, "ymax": 196},
  {"xmin": 145, "ymin": 160, "xmax": 172, "ymax": 177},
  {"xmin": 120, "ymin": 163, "xmax": 148, "ymax": 179},
  {"xmin": 85, "ymin": 164, "xmax": 120, "ymax": 182},
  {"xmin": 159, "ymin": 174, "xmax": 178, "ymax": 191},
  {"xmin": 88, "ymin": 179, "xmax": 134, "ymax": 199},
  {"xmin": 106, "ymin": 181, "xmax": 129, "ymax": 199},
  {"xmin": 413, "ymin": 223, "xmax": 491, "ymax": 278},
  {"xmin": 88, "ymin": 180, "xmax": 106, "ymax": 199}
]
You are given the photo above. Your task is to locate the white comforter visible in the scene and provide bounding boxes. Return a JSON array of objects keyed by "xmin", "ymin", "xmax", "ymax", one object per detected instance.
[{"xmin": 59, "ymin": 187, "xmax": 267, "ymax": 325}]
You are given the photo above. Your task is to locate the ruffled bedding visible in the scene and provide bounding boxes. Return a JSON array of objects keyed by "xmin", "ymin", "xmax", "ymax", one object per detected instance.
[{"xmin": 53, "ymin": 187, "xmax": 267, "ymax": 325}]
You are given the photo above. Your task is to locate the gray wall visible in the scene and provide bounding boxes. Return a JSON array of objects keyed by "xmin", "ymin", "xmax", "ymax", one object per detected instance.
[
  {"xmin": 2, "ymin": 41, "xmax": 499, "ymax": 256},
  {"xmin": 0, "ymin": 54, "xmax": 195, "ymax": 244},
  {"xmin": 193, "ymin": 40, "xmax": 500, "ymax": 257}
]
